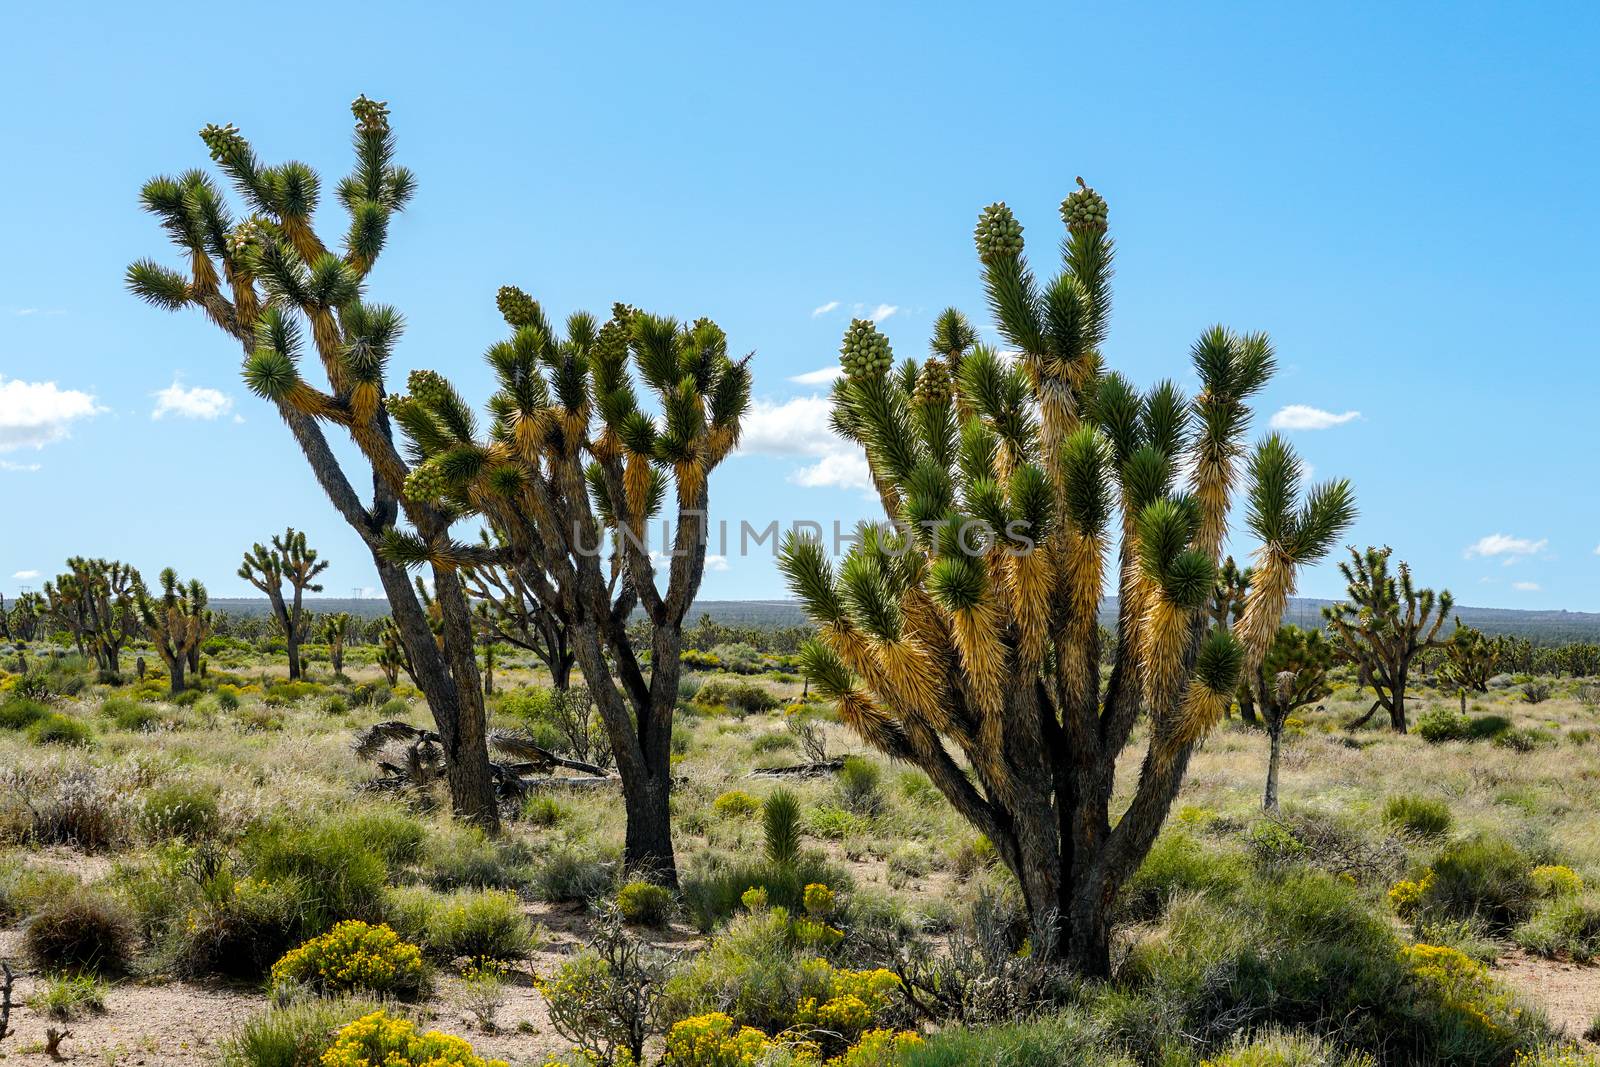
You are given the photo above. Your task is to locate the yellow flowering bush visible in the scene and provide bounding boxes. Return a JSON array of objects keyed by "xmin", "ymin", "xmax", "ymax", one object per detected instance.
[
  {"xmin": 713, "ymin": 791, "xmax": 761, "ymax": 818},
  {"xmin": 792, "ymin": 963, "xmax": 902, "ymax": 1044},
  {"xmin": 1388, "ymin": 870, "xmax": 1434, "ymax": 918},
  {"xmin": 828, "ymin": 1030, "xmax": 922, "ymax": 1067},
  {"xmin": 1531, "ymin": 865, "xmax": 1584, "ymax": 898},
  {"xmin": 1511, "ymin": 1046, "xmax": 1600, "ymax": 1067},
  {"xmin": 271, "ymin": 920, "xmax": 428, "ymax": 999},
  {"xmin": 320, "ymin": 1010, "xmax": 507, "ymax": 1067},
  {"xmin": 802, "ymin": 884, "xmax": 836, "ymax": 918},
  {"xmin": 664, "ymin": 1012, "xmax": 816, "ymax": 1066},
  {"xmin": 1402, "ymin": 943, "xmax": 1524, "ymax": 1038}
]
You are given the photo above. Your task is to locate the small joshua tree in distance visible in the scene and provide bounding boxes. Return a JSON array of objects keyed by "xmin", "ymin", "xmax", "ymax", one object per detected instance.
[{"xmin": 238, "ymin": 527, "xmax": 328, "ymax": 680}]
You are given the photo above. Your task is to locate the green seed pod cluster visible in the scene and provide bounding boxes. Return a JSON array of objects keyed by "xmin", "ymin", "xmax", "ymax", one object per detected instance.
[
  {"xmin": 840, "ymin": 319, "xmax": 893, "ymax": 380},
  {"xmin": 199, "ymin": 123, "xmax": 246, "ymax": 165},
  {"xmin": 914, "ymin": 356, "xmax": 953, "ymax": 407},
  {"xmin": 407, "ymin": 369, "xmax": 450, "ymax": 409},
  {"xmin": 227, "ymin": 217, "xmax": 268, "ymax": 260},
  {"xmin": 351, "ymin": 95, "xmax": 391, "ymax": 134},
  {"xmin": 973, "ymin": 202, "xmax": 1024, "ymax": 262},
  {"xmin": 403, "ymin": 458, "xmax": 451, "ymax": 503},
  {"xmin": 496, "ymin": 285, "xmax": 541, "ymax": 328},
  {"xmin": 1059, "ymin": 178, "xmax": 1108, "ymax": 234}
]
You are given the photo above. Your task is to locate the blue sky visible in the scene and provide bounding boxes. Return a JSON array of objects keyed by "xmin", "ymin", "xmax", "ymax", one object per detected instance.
[{"xmin": 3, "ymin": 2, "xmax": 1597, "ymax": 610}]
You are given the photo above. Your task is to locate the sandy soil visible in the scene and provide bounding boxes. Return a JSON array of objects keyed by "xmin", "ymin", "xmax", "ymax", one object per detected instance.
[{"xmin": 1495, "ymin": 948, "xmax": 1600, "ymax": 1045}]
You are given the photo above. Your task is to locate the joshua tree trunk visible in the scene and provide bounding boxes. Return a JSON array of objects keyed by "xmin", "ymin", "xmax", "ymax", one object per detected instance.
[
  {"xmin": 1263, "ymin": 722, "xmax": 1283, "ymax": 810},
  {"xmin": 169, "ymin": 656, "xmax": 186, "ymax": 694}
]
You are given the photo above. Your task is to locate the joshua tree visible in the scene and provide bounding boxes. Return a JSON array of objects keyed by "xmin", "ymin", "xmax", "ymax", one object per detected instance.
[
  {"xmin": 377, "ymin": 619, "xmax": 407, "ymax": 686},
  {"xmin": 460, "ymin": 538, "xmax": 575, "ymax": 690},
  {"xmin": 1209, "ymin": 556, "xmax": 1257, "ymax": 723},
  {"xmin": 185, "ymin": 579, "xmax": 212, "ymax": 677},
  {"xmin": 42, "ymin": 559, "xmax": 141, "ymax": 675},
  {"xmin": 384, "ymin": 295, "xmax": 750, "ymax": 884},
  {"xmin": 1439, "ymin": 618, "xmax": 1494, "ymax": 703},
  {"xmin": 238, "ymin": 528, "xmax": 328, "ymax": 680},
  {"xmin": 1249, "ymin": 625, "xmax": 1334, "ymax": 810},
  {"xmin": 1325, "ymin": 546, "xmax": 1451, "ymax": 733},
  {"xmin": 320, "ymin": 611, "xmax": 353, "ymax": 676},
  {"xmin": 778, "ymin": 182, "xmax": 1355, "ymax": 973},
  {"xmin": 1, "ymin": 593, "xmax": 43, "ymax": 647},
  {"xmin": 134, "ymin": 570, "xmax": 209, "ymax": 694},
  {"xmin": 127, "ymin": 97, "xmax": 498, "ymax": 827}
]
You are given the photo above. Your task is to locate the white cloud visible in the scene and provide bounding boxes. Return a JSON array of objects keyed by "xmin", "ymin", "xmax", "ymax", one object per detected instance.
[
  {"xmin": 152, "ymin": 379, "xmax": 235, "ymax": 421},
  {"xmin": 704, "ymin": 554, "xmax": 730, "ymax": 572},
  {"xmin": 1464, "ymin": 533, "xmax": 1548, "ymax": 560},
  {"xmin": 12, "ymin": 308, "xmax": 64, "ymax": 317},
  {"xmin": 1594, "ymin": 544, "xmax": 1600, "ymax": 557},
  {"xmin": 12, "ymin": 570, "xmax": 38, "ymax": 580},
  {"xmin": 866, "ymin": 303, "xmax": 898, "ymax": 324},
  {"xmin": 788, "ymin": 366, "xmax": 844, "ymax": 386},
  {"xmin": 811, "ymin": 301, "xmax": 840, "ymax": 318},
  {"xmin": 1269, "ymin": 405, "xmax": 1361, "ymax": 431},
  {"xmin": 1512, "ymin": 581, "xmax": 1541, "ymax": 592},
  {"xmin": 736, "ymin": 394, "xmax": 874, "ymax": 493},
  {"xmin": 0, "ymin": 459, "xmax": 42, "ymax": 472},
  {"xmin": 0, "ymin": 376, "xmax": 104, "ymax": 452}
]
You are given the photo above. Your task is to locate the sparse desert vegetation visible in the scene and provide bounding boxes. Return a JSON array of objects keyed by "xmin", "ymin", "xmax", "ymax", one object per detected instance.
[{"xmin": 2, "ymin": 86, "xmax": 1598, "ymax": 1067}]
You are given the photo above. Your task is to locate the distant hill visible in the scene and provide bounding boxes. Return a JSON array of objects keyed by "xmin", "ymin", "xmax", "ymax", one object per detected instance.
[{"xmin": 211, "ymin": 597, "xmax": 1600, "ymax": 643}]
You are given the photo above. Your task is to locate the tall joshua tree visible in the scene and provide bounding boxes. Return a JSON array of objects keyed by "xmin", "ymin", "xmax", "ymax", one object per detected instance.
[
  {"xmin": 238, "ymin": 528, "xmax": 328, "ymax": 680},
  {"xmin": 135, "ymin": 570, "xmax": 208, "ymax": 694},
  {"xmin": 384, "ymin": 294, "xmax": 750, "ymax": 884},
  {"xmin": 321, "ymin": 611, "xmax": 353, "ymax": 676},
  {"xmin": 127, "ymin": 97, "xmax": 498, "ymax": 828},
  {"xmin": 778, "ymin": 181, "xmax": 1355, "ymax": 973},
  {"xmin": 42, "ymin": 559, "xmax": 141, "ymax": 675},
  {"xmin": 1250, "ymin": 625, "xmax": 1333, "ymax": 810},
  {"xmin": 1324, "ymin": 546, "xmax": 1451, "ymax": 733},
  {"xmin": 1439, "ymin": 618, "xmax": 1494, "ymax": 701}
]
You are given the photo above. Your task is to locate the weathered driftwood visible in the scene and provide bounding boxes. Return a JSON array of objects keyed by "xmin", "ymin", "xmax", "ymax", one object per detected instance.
[{"xmin": 353, "ymin": 721, "xmax": 614, "ymax": 798}]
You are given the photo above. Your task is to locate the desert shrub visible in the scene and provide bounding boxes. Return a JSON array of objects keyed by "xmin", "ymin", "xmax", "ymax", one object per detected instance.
[
  {"xmin": 1417, "ymin": 708, "xmax": 1512, "ymax": 743},
  {"xmin": 531, "ymin": 847, "xmax": 617, "ymax": 903},
  {"xmin": 1496, "ymin": 727, "xmax": 1558, "ymax": 752},
  {"xmin": 168, "ymin": 871, "xmax": 303, "ymax": 979},
  {"xmin": 835, "ymin": 756, "xmax": 883, "ymax": 816},
  {"xmin": 617, "ymin": 879, "xmax": 674, "ymax": 926},
  {"xmin": 215, "ymin": 687, "xmax": 242, "ymax": 711},
  {"xmin": 271, "ymin": 920, "xmax": 429, "ymax": 999},
  {"xmin": 138, "ymin": 780, "xmax": 220, "ymax": 841},
  {"xmin": 1532, "ymin": 865, "xmax": 1584, "ymax": 898},
  {"xmin": 1515, "ymin": 894, "xmax": 1600, "ymax": 962},
  {"xmin": 1114, "ymin": 861, "xmax": 1549, "ymax": 1064},
  {"xmin": 680, "ymin": 850, "xmax": 850, "ymax": 931},
  {"xmin": 1522, "ymin": 682, "xmax": 1553, "ymax": 704},
  {"xmin": 423, "ymin": 825, "xmax": 527, "ymax": 889},
  {"xmin": 0, "ymin": 696, "xmax": 50, "ymax": 730},
  {"xmin": 26, "ymin": 972, "xmax": 107, "ymax": 1021},
  {"xmin": 713, "ymin": 790, "xmax": 761, "ymax": 818},
  {"xmin": 1119, "ymin": 831, "xmax": 1248, "ymax": 922},
  {"xmin": 28, "ymin": 711, "xmax": 93, "ymax": 746},
  {"xmin": 899, "ymin": 1009, "xmax": 1131, "ymax": 1067},
  {"xmin": 0, "ymin": 860, "xmax": 80, "ymax": 923},
  {"xmin": 498, "ymin": 686, "xmax": 612, "ymax": 767},
  {"xmin": 264, "ymin": 680, "xmax": 323, "ymax": 707},
  {"xmin": 23, "ymin": 769, "xmax": 128, "ymax": 851},
  {"xmin": 1201, "ymin": 1028, "xmax": 1375, "ymax": 1066},
  {"xmin": 244, "ymin": 818, "xmax": 392, "ymax": 932},
  {"xmin": 101, "ymin": 695, "xmax": 162, "ymax": 731},
  {"xmin": 660, "ymin": 1012, "xmax": 807, "ymax": 1066},
  {"xmin": 541, "ymin": 908, "xmax": 675, "ymax": 1067},
  {"xmin": 219, "ymin": 996, "xmax": 381, "ymax": 1067},
  {"xmin": 1422, "ymin": 834, "xmax": 1537, "ymax": 928},
  {"xmin": 711, "ymin": 642, "xmax": 764, "ymax": 674},
  {"xmin": 806, "ymin": 805, "xmax": 871, "ymax": 840},
  {"xmin": 694, "ymin": 678, "xmax": 779, "ymax": 714},
  {"xmin": 384, "ymin": 886, "xmax": 534, "ymax": 962},
  {"xmin": 23, "ymin": 891, "xmax": 135, "ymax": 974},
  {"xmin": 323, "ymin": 695, "xmax": 349, "ymax": 715},
  {"xmin": 1382, "ymin": 794, "xmax": 1454, "ymax": 838},
  {"xmin": 318, "ymin": 1010, "xmax": 504, "ymax": 1067},
  {"xmin": 750, "ymin": 731, "xmax": 796, "ymax": 755},
  {"xmin": 351, "ymin": 682, "xmax": 393, "ymax": 708},
  {"xmin": 522, "ymin": 794, "xmax": 571, "ymax": 826}
]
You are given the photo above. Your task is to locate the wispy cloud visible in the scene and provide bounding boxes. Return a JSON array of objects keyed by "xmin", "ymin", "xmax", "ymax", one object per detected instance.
[
  {"xmin": 704, "ymin": 554, "xmax": 730, "ymax": 572},
  {"xmin": 811, "ymin": 300, "xmax": 840, "ymax": 318},
  {"xmin": 1268, "ymin": 404, "xmax": 1361, "ymax": 431},
  {"xmin": 12, "ymin": 308, "xmax": 64, "ymax": 317},
  {"xmin": 0, "ymin": 459, "xmax": 42, "ymax": 472},
  {"xmin": 788, "ymin": 366, "xmax": 844, "ymax": 386},
  {"xmin": 735, "ymin": 394, "xmax": 873, "ymax": 493},
  {"xmin": 152, "ymin": 379, "xmax": 235, "ymax": 421},
  {"xmin": 1464, "ymin": 533, "xmax": 1548, "ymax": 560},
  {"xmin": 12, "ymin": 570, "xmax": 39, "ymax": 580},
  {"xmin": 866, "ymin": 303, "xmax": 898, "ymax": 324},
  {"xmin": 1512, "ymin": 581, "xmax": 1541, "ymax": 592},
  {"xmin": 0, "ymin": 376, "xmax": 105, "ymax": 452}
]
